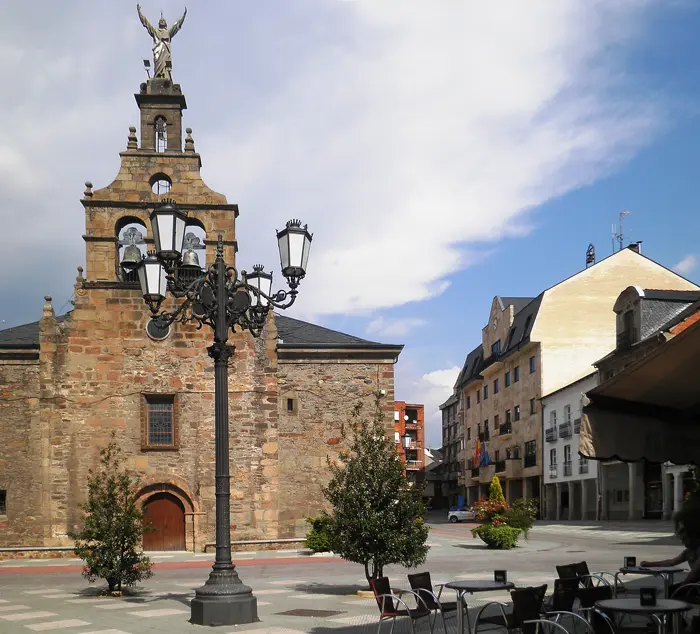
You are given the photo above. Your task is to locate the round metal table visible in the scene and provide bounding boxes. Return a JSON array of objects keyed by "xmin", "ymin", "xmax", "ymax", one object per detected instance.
[
  {"xmin": 444, "ymin": 580, "xmax": 515, "ymax": 634},
  {"xmin": 596, "ymin": 598, "xmax": 691, "ymax": 634},
  {"xmin": 614, "ymin": 567, "xmax": 686, "ymax": 598}
]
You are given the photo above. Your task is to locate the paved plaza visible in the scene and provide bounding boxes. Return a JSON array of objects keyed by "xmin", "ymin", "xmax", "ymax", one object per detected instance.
[{"xmin": 0, "ymin": 521, "xmax": 685, "ymax": 634}]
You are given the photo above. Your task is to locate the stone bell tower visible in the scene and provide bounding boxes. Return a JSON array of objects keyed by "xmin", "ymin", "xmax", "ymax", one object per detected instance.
[{"xmin": 81, "ymin": 74, "xmax": 238, "ymax": 287}]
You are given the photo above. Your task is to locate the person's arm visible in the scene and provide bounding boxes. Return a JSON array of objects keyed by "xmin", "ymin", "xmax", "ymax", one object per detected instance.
[
  {"xmin": 640, "ymin": 552, "xmax": 687, "ymax": 568},
  {"xmin": 681, "ymin": 556, "xmax": 700, "ymax": 585}
]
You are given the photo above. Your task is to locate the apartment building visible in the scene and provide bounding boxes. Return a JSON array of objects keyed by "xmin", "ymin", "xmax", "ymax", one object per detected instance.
[
  {"xmin": 438, "ymin": 394, "xmax": 463, "ymax": 506},
  {"xmin": 542, "ymin": 373, "xmax": 599, "ymax": 520},
  {"xmin": 441, "ymin": 245, "xmax": 698, "ymax": 513},
  {"xmin": 394, "ymin": 402, "xmax": 426, "ymax": 485}
]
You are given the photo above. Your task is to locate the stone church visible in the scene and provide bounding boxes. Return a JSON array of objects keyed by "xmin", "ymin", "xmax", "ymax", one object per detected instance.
[{"xmin": 0, "ymin": 55, "xmax": 401, "ymax": 550}]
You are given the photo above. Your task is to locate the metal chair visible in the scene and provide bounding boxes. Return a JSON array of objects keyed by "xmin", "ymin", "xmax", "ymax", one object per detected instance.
[
  {"xmin": 370, "ymin": 576, "xmax": 432, "ymax": 634},
  {"xmin": 408, "ymin": 571, "xmax": 461, "ymax": 633},
  {"xmin": 474, "ymin": 584, "xmax": 548, "ymax": 634},
  {"xmin": 557, "ymin": 563, "xmax": 622, "ymax": 594}
]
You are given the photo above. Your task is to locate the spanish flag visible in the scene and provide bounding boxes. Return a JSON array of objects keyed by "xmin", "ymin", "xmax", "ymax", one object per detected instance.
[{"xmin": 474, "ymin": 438, "xmax": 481, "ymax": 463}]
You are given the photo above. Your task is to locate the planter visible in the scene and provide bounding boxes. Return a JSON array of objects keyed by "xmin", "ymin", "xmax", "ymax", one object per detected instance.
[{"xmin": 471, "ymin": 524, "xmax": 521, "ymax": 550}]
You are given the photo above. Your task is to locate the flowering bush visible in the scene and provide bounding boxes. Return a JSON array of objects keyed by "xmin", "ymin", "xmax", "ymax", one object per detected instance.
[
  {"xmin": 471, "ymin": 475, "xmax": 525, "ymax": 549},
  {"xmin": 472, "ymin": 498, "xmax": 509, "ymax": 525}
]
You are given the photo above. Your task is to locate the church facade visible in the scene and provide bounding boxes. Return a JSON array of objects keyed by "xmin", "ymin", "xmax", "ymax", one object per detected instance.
[{"xmin": 0, "ymin": 69, "xmax": 401, "ymax": 550}]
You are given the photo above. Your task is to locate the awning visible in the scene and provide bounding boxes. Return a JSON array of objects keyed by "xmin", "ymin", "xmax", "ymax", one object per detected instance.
[{"xmin": 579, "ymin": 317, "xmax": 700, "ymax": 465}]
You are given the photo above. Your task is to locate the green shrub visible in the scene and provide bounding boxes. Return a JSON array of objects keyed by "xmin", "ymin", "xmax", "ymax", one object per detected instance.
[
  {"xmin": 304, "ymin": 513, "xmax": 335, "ymax": 553},
  {"xmin": 488, "ymin": 476, "xmax": 506, "ymax": 504},
  {"xmin": 505, "ymin": 498, "xmax": 538, "ymax": 537},
  {"xmin": 471, "ymin": 524, "xmax": 521, "ymax": 550}
]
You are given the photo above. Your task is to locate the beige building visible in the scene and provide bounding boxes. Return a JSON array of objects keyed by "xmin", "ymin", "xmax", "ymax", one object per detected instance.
[{"xmin": 443, "ymin": 245, "xmax": 698, "ymax": 511}]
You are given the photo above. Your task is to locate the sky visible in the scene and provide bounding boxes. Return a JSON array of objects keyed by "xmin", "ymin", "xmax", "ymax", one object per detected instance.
[{"xmin": 1, "ymin": 1, "xmax": 700, "ymax": 446}]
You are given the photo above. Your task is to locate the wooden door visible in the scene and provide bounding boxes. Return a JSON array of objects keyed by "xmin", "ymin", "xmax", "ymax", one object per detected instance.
[{"xmin": 143, "ymin": 493, "xmax": 185, "ymax": 551}]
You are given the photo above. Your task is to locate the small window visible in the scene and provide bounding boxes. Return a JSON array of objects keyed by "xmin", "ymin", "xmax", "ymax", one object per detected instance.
[
  {"xmin": 550, "ymin": 448, "xmax": 557, "ymax": 465},
  {"xmin": 494, "ymin": 450, "xmax": 500, "ymax": 462},
  {"xmin": 150, "ymin": 173, "xmax": 172, "ymax": 195},
  {"xmin": 491, "ymin": 340, "xmax": 501, "ymax": 356},
  {"xmin": 466, "ymin": 395, "xmax": 471, "ymax": 409},
  {"xmin": 564, "ymin": 445, "xmax": 571, "ymax": 462},
  {"xmin": 529, "ymin": 356, "xmax": 536, "ymax": 373},
  {"xmin": 483, "ymin": 384, "xmax": 489, "ymax": 400},
  {"xmin": 287, "ymin": 398, "xmax": 295, "ymax": 412},
  {"xmin": 477, "ymin": 389, "xmax": 481, "ymax": 403},
  {"xmin": 550, "ymin": 410, "xmax": 557, "ymax": 426},
  {"xmin": 525, "ymin": 440, "xmax": 537, "ymax": 456},
  {"xmin": 0, "ymin": 490, "xmax": 6, "ymax": 515},
  {"xmin": 395, "ymin": 431, "xmax": 400, "ymax": 444},
  {"xmin": 514, "ymin": 405, "xmax": 520, "ymax": 421},
  {"xmin": 494, "ymin": 414, "xmax": 499, "ymax": 427},
  {"xmin": 505, "ymin": 371, "xmax": 511, "ymax": 387},
  {"xmin": 143, "ymin": 395, "xmax": 177, "ymax": 449},
  {"xmin": 514, "ymin": 366, "xmax": 520, "ymax": 382},
  {"xmin": 505, "ymin": 409, "xmax": 511, "ymax": 424},
  {"xmin": 467, "ymin": 427, "xmax": 471, "ymax": 440},
  {"xmin": 530, "ymin": 398, "xmax": 536, "ymax": 415},
  {"xmin": 564, "ymin": 404, "xmax": 571, "ymax": 423},
  {"xmin": 493, "ymin": 378, "xmax": 499, "ymax": 394}
]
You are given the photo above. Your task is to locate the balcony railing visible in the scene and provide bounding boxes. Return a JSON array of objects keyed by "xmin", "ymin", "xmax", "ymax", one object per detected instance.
[
  {"xmin": 499, "ymin": 423, "xmax": 512, "ymax": 436},
  {"xmin": 559, "ymin": 422, "xmax": 572, "ymax": 438},
  {"xmin": 478, "ymin": 433, "xmax": 485, "ymax": 442},
  {"xmin": 545, "ymin": 427, "xmax": 556, "ymax": 443},
  {"xmin": 579, "ymin": 459, "xmax": 589, "ymax": 474},
  {"xmin": 405, "ymin": 460, "xmax": 422, "ymax": 470},
  {"xmin": 574, "ymin": 418, "xmax": 581, "ymax": 434},
  {"xmin": 563, "ymin": 461, "xmax": 572, "ymax": 476},
  {"xmin": 549, "ymin": 464, "xmax": 558, "ymax": 479},
  {"xmin": 524, "ymin": 454, "xmax": 537, "ymax": 468},
  {"xmin": 495, "ymin": 460, "xmax": 506, "ymax": 473},
  {"xmin": 471, "ymin": 467, "xmax": 479, "ymax": 478}
]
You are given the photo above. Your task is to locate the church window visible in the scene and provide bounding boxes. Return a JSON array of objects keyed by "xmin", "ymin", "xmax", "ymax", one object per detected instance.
[
  {"xmin": 142, "ymin": 395, "xmax": 178, "ymax": 450},
  {"xmin": 150, "ymin": 173, "xmax": 172, "ymax": 195},
  {"xmin": 154, "ymin": 116, "xmax": 167, "ymax": 152},
  {"xmin": 284, "ymin": 396, "xmax": 299, "ymax": 414},
  {"xmin": 0, "ymin": 490, "xmax": 6, "ymax": 515}
]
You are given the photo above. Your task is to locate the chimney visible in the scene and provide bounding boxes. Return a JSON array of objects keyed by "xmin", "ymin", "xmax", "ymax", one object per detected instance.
[{"xmin": 627, "ymin": 241, "xmax": 642, "ymax": 254}]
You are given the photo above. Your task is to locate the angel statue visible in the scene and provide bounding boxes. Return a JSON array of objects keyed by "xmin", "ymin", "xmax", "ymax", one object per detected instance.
[{"xmin": 137, "ymin": 5, "xmax": 187, "ymax": 80}]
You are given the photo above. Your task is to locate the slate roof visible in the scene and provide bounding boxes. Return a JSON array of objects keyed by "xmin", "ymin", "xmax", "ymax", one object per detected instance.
[
  {"xmin": 0, "ymin": 313, "xmax": 394, "ymax": 349},
  {"xmin": 639, "ymin": 290, "xmax": 700, "ymax": 341},
  {"xmin": 499, "ymin": 296, "xmax": 535, "ymax": 315}
]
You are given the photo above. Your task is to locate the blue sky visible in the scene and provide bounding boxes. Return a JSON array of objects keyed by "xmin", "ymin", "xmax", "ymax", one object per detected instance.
[{"xmin": 1, "ymin": 2, "xmax": 699, "ymax": 445}]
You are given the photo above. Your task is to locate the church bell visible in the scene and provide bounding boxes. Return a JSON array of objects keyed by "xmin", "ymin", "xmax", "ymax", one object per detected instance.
[
  {"xmin": 120, "ymin": 244, "xmax": 143, "ymax": 270},
  {"xmin": 181, "ymin": 249, "xmax": 200, "ymax": 268}
]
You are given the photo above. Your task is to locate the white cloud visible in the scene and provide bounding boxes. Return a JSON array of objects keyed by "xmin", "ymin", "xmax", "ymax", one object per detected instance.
[
  {"xmin": 0, "ymin": 2, "xmax": 670, "ymax": 327},
  {"xmin": 395, "ymin": 363, "xmax": 461, "ymax": 447},
  {"xmin": 673, "ymin": 255, "xmax": 697, "ymax": 276},
  {"xmin": 366, "ymin": 316, "xmax": 427, "ymax": 338}
]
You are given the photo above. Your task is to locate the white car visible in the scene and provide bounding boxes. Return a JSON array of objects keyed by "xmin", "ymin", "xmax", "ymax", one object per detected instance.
[{"xmin": 448, "ymin": 507, "xmax": 476, "ymax": 523}]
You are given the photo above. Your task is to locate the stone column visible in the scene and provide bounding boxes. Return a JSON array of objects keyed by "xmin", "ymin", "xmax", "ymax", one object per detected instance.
[
  {"xmin": 673, "ymin": 471, "xmax": 685, "ymax": 514},
  {"xmin": 600, "ymin": 466, "xmax": 609, "ymax": 521},
  {"xmin": 581, "ymin": 479, "xmax": 588, "ymax": 521},
  {"xmin": 555, "ymin": 483, "xmax": 562, "ymax": 520},
  {"xmin": 662, "ymin": 470, "xmax": 673, "ymax": 520},
  {"xmin": 628, "ymin": 462, "xmax": 639, "ymax": 520},
  {"xmin": 567, "ymin": 481, "xmax": 574, "ymax": 521}
]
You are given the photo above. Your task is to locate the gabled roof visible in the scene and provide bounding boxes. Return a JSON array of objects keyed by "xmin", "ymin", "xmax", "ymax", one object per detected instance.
[
  {"xmin": 0, "ymin": 312, "xmax": 394, "ymax": 350},
  {"xmin": 499, "ymin": 296, "xmax": 535, "ymax": 315},
  {"xmin": 502, "ymin": 294, "xmax": 542, "ymax": 355},
  {"xmin": 454, "ymin": 343, "xmax": 484, "ymax": 390}
]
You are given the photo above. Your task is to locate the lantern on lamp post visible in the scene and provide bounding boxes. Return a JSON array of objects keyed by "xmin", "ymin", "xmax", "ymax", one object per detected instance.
[{"xmin": 132, "ymin": 199, "xmax": 312, "ymax": 626}]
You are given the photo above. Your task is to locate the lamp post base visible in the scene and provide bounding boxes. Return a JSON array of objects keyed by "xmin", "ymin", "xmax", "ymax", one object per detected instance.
[{"xmin": 190, "ymin": 569, "xmax": 258, "ymax": 626}]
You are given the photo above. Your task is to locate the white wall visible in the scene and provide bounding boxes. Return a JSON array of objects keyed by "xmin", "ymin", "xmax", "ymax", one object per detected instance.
[{"xmin": 542, "ymin": 374, "xmax": 599, "ymax": 486}]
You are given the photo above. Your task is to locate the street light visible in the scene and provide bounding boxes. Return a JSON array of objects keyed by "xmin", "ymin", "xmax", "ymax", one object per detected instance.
[{"xmin": 133, "ymin": 199, "xmax": 312, "ymax": 626}]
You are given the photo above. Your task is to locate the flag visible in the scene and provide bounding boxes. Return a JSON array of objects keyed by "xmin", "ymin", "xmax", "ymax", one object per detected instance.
[
  {"xmin": 480, "ymin": 441, "xmax": 490, "ymax": 467},
  {"xmin": 474, "ymin": 438, "xmax": 481, "ymax": 464}
]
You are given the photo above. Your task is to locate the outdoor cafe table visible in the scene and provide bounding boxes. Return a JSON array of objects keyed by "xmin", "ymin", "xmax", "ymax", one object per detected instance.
[
  {"xmin": 596, "ymin": 598, "xmax": 691, "ymax": 634},
  {"xmin": 444, "ymin": 580, "xmax": 515, "ymax": 634},
  {"xmin": 614, "ymin": 567, "xmax": 686, "ymax": 598}
]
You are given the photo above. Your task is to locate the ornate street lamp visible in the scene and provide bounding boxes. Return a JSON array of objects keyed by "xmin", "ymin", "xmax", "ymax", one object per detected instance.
[{"xmin": 134, "ymin": 199, "xmax": 312, "ymax": 626}]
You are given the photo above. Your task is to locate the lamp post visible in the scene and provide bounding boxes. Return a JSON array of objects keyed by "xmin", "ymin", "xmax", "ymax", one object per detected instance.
[{"xmin": 126, "ymin": 199, "xmax": 312, "ymax": 626}]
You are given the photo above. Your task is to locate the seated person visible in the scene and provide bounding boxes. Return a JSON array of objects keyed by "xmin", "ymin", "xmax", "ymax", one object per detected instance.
[{"xmin": 641, "ymin": 529, "xmax": 700, "ymax": 598}]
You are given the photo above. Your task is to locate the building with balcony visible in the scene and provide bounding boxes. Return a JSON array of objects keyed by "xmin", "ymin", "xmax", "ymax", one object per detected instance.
[
  {"xmin": 439, "ymin": 245, "xmax": 698, "ymax": 514},
  {"xmin": 542, "ymin": 373, "xmax": 598, "ymax": 520},
  {"xmin": 591, "ymin": 286, "xmax": 700, "ymax": 520},
  {"xmin": 394, "ymin": 401, "xmax": 426, "ymax": 485},
  {"xmin": 438, "ymin": 393, "xmax": 464, "ymax": 507}
]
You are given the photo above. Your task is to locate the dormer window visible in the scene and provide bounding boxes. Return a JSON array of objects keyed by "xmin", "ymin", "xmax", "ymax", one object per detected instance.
[
  {"xmin": 491, "ymin": 340, "xmax": 501, "ymax": 357},
  {"xmin": 618, "ymin": 309, "xmax": 637, "ymax": 348}
]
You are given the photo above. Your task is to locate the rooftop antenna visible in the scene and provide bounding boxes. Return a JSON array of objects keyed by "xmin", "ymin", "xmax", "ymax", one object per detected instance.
[
  {"xmin": 585, "ymin": 243, "xmax": 596, "ymax": 268},
  {"xmin": 612, "ymin": 210, "xmax": 631, "ymax": 253},
  {"xmin": 143, "ymin": 59, "xmax": 151, "ymax": 79}
]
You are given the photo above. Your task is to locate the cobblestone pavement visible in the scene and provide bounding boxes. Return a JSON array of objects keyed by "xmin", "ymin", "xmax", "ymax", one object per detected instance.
[{"xmin": 0, "ymin": 521, "xmax": 686, "ymax": 634}]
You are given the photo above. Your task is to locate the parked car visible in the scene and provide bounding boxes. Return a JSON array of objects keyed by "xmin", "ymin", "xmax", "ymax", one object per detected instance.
[{"xmin": 448, "ymin": 507, "xmax": 476, "ymax": 523}]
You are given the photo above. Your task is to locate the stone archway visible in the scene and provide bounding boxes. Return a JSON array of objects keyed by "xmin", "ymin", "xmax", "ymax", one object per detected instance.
[{"xmin": 136, "ymin": 480, "xmax": 197, "ymax": 552}]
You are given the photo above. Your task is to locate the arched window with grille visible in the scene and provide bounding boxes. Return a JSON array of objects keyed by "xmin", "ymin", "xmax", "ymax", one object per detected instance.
[
  {"xmin": 154, "ymin": 116, "xmax": 167, "ymax": 152},
  {"xmin": 117, "ymin": 219, "xmax": 147, "ymax": 282}
]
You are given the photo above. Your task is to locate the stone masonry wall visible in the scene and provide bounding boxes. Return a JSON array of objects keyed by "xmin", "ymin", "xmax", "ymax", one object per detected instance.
[
  {"xmin": 0, "ymin": 359, "xmax": 44, "ymax": 546},
  {"xmin": 276, "ymin": 357, "xmax": 396, "ymax": 538}
]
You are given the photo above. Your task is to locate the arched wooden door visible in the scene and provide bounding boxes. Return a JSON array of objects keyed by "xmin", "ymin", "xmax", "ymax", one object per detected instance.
[{"xmin": 142, "ymin": 493, "xmax": 186, "ymax": 551}]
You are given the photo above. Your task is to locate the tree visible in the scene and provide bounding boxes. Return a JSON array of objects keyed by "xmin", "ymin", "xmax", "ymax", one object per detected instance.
[
  {"xmin": 69, "ymin": 436, "xmax": 153, "ymax": 593},
  {"xmin": 323, "ymin": 399, "xmax": 429, "ymax": 585},
  {"xmin": 489, "ymin": 475, "xmax": 505, "ymax": 504}
]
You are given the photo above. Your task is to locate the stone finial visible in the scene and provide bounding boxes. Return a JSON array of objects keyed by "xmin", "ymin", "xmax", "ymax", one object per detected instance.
[
  {"xmin": 75, "ymin": 266, "xmax": 87, "ymax": 297},
  {"xmin": 127, "ymin": 126, "xmax": 138, "ymax": 150},
  {"xmin": 83, "ymin": 181, "xmax": 93, "ymax": 198},
  {"xmin": 184, "ymin": 127, "xmax": 195, "ymax": 152},
  {"xmin": 42, "ymin": 295, "xmax": 54, "ymax": 318}
]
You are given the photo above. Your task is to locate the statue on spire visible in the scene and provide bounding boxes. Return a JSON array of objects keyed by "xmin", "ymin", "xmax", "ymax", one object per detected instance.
[{"xmin": 137, "ymin": 5, "xmax": 187, "ymax": 81}]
